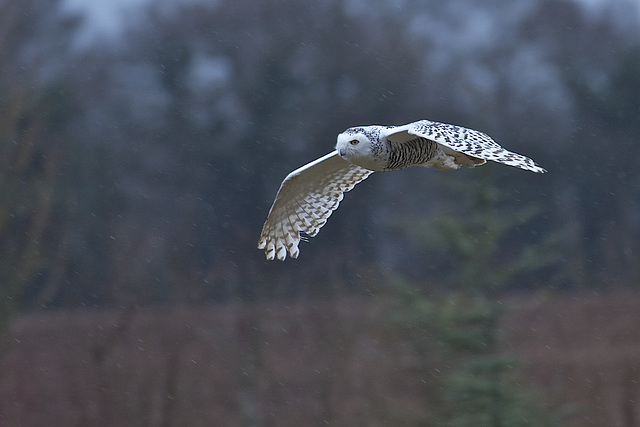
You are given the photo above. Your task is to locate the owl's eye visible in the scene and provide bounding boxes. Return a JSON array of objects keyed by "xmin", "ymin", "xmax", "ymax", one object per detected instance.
[{"xmin": 350, "ymin": 139, "xmax": 359, "ymax": 146}]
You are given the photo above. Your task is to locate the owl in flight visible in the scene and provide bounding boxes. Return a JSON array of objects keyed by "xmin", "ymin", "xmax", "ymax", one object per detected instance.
[{"xmin": 258, "ymin": 119, "xmax": 545, "ymax": 261}]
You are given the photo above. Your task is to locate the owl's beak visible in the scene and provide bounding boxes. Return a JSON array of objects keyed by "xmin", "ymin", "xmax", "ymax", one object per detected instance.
[{"xmin": 338, "ymin": 149, "xmax": 345, "ymax": 157}]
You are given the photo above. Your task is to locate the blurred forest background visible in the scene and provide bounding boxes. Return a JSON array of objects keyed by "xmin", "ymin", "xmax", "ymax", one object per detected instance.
[{"xmin": 1, "ymin": 0, "xmax": 640, "ymax": 425}]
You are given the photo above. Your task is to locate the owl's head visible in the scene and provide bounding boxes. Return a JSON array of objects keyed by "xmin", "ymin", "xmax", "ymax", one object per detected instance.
[{"xmin": 336, "ymin": 126, "xmax": 386, "ymax": 171}]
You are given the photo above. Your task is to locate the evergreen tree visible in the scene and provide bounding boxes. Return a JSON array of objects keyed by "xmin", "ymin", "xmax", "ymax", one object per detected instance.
[{"xmin": 391, "ymin": 170, "xmax": 562, "ymax": 425}]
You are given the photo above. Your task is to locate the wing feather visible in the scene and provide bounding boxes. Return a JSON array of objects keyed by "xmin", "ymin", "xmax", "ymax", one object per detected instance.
[
  {"xmin": 386, "ymin": 120, "xmax": 546, "ymax": 173},
  {"xmin": 258, "ymin": 151, "xmax": 374, "ymax": 260}
]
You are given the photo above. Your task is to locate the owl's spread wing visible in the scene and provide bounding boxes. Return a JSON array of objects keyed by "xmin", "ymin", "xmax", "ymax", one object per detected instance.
[
  {"xmin": 258, "ymin": 151, "xmax": 374, "ymax": 261},
  {"xmin": 387, "ymin": 120, "xmax": 546, "ymax": 173}
]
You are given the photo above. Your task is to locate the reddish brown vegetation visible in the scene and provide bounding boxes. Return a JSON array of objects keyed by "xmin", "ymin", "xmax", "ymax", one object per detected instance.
[
  {"xmin": 501, "ymin": 291, "xmax": 640, "ymax": 426},
  {"xmin": 0, "ymin": 292, "xmax": 638, "ymax": 426}
]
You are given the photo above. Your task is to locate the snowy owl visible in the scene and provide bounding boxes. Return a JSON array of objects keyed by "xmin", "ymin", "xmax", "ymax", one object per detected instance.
[{"xmin": 258, "ymin": 119, "xmax": 545, "ymax": 261}]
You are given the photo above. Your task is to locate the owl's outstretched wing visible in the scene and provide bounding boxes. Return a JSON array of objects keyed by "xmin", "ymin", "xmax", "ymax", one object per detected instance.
[
  {"xmin": 388, "ymin": 120, "xmax": 546, "ymax": 173},
  {"xmin": 258, "ymin": 151, "xmax": 374, "ymax": 261}
]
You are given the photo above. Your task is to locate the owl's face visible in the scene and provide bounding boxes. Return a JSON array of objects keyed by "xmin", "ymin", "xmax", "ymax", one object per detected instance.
[{"xmin": 336, "ymin": 127, "xmax": 386, "ymax": 171}]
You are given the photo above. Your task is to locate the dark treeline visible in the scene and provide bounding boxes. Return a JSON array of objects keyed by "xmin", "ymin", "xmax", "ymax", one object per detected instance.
[{"xmin": 1, "ymin": 0, "xmax": 639, "ymax": 308}]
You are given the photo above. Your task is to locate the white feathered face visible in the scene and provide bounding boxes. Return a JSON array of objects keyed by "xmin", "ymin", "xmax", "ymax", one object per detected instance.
[{"xmin": 336, "ymin": 130, "xmax": 386, "ymax": 171}]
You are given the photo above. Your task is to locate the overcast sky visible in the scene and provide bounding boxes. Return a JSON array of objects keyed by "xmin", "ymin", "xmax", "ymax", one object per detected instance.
[{"xmin": 62, "ymin": 0, "xmax": 635, "ymax": 48}]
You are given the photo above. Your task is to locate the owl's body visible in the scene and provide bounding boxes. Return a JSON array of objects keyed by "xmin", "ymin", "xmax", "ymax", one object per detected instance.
[{"xmin": 258, "ymin": 119, "xmax": 545, "ymax": 261}]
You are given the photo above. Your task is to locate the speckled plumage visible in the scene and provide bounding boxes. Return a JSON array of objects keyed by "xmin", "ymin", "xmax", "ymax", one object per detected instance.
[{"xmin": 258, "ymin": 119, "xmax": 545, "ymax": 260}]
